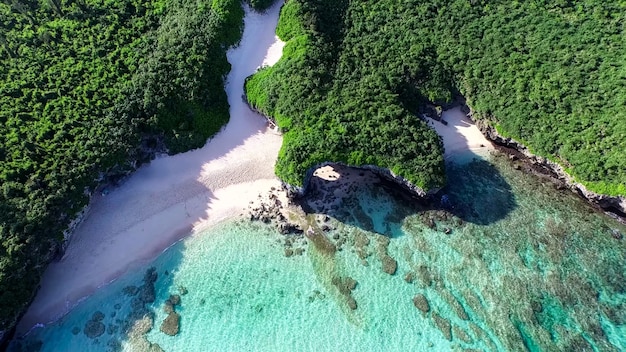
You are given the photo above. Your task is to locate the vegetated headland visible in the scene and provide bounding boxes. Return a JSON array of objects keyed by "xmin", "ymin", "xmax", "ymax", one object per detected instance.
[{"xmin": 245, "ymin": 0, "xmax": 626, "ymax": 216}]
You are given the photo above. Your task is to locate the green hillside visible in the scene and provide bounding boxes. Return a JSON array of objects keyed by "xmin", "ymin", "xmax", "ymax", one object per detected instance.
[{"xmin": 246, "ymin": 0, "xmax": 626, "ymax": 196}]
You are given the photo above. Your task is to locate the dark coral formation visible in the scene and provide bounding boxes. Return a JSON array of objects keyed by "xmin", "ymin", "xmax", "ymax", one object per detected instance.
[
  {"xmin": 432, "ymin": 313, "xmax": 452, "ymax": 341},
  {"xmin": 412, "ymin": 294, "xmax": 430, "ymax": 314},
  {"xmin": 332, "ymin": 276, "xmax": 358, "ymax": 310},
  {"xmin": 160, "ymin": 311, "xmax": 180, "ymax": 336}
]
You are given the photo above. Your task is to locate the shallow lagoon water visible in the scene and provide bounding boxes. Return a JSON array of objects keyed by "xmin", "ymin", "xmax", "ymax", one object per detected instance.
[{"xmin": 10, "ymin": 152, "xmax": 625, "ymax": 352}]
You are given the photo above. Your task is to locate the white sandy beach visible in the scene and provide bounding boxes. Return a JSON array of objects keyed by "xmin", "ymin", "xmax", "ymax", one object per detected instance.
[
  {"xmin": 428, "ymin": 107, "xmax": 494, "ymax": 162},
  {"xmin": 18, "ymin": 2, "xmax": 286, "ymax": 333}
]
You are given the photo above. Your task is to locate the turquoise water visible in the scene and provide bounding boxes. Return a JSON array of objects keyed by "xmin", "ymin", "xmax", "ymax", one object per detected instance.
[{"xmin": 10, "ymin": 153, "xmax": 626, "ymax": 351}]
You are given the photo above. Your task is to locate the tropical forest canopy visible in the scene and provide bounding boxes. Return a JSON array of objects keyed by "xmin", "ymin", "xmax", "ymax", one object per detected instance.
[
  {"xmin": 245, "ymin": 0, "xmax": 626, "ymax": 196},
  {"xmin": 0, "ymin": 0, "xmax": 270, "ymax": 332}
]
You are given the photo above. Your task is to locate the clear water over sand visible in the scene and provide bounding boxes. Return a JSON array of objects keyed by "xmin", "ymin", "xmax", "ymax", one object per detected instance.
[{"xmin": 10, "ymin": 152, "xmax": 625, "ymax": 352}]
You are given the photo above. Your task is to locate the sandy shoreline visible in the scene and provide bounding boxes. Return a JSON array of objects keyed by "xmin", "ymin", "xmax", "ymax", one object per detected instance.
[
  {"xmin": 17, "ymin": 2, "xmax": 286, "ymax": 334},
  {"xmin": 428, "ymin": 107, "xmax": 494, "ymax": 162}
]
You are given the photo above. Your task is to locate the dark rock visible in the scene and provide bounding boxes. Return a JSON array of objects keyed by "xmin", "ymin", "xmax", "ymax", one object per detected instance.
[
  {"xmin": 107, "ymin": 339, "xmax": 122, "ymax": 351},
  {"xmin": 294, "ymin": 248, "xmax": 304, "ymax": 255},
  {"xmin": 416, "ymin": 265, "xmax": 433, "ymax": 287},
  {"xmin": 160, "ymin": 311, "xmax": 180, "ymax": 336},
  {"xmin": 168, "ymin": 294, "xmax": 181, "ymax": 306},
  {"xmin": 178, "ymin": 286, "xmax": 188, "ymax": 295},
  {"xmin": 453, "ymin": 325, "xmax": 473, "ymax": 344},
  {"xmin": 122, "ymin": 285, "xmax": 139, "ymax": 296},
  {"xmin": 432, "ymin": 313, "xmax": 452, "ymax": 341},
  {"xmin": 404, "ymin": 272, "xmax": 414, "ymax": 283},
  {"xmin": 163, "ymin": 301, "xmax": 174, "ymax": 314},
  {"xmin": 72, "ymin": 326, "xmax": 81, "ymax": 335},
  {"xmin": 144, "ymin": 267, "xmax": 158, "ymax": 285},
  {"xmin": 413, "ymin": 294, "xmax": 430, "ymax": 313},
  {"xmin": 381, "ymin": 255, "xmax": 397, "ymax": 275},
  {"xmin": 107, "ymin": 324, "xmax": 119, "ymax": 335},
  {"xmin": 345, "ymin": 277, "xmax": 357, "ymax": 291},
  {"xmin": 138, "ymin": 284, "xmax": 156, "ymax": 304},
  {"xmin": 612, "ymin": 229, "xmax": 623, "ymax": 240},
  {"xmin": 346, "ymin": 297, "xmax": 358, "ymax": 310},
  {"xmin": 284, "ymin": 248, "xmax": 294, "ymax": 257},
  {"xmin": 84, "ymin": 320, "xmax": 105, "ymax": 339},
  {"xmin": 332, "ymin": 276, "xmax": 358, "ymax": 295},
  {"xmin": 92, "ymin": 311, "xmax": 105, "ymax": 322}
]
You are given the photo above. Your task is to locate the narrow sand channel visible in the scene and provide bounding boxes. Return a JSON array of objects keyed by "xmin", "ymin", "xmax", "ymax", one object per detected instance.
[{"xmin": 18, "ymin": 2, "xmax": 285, "ymax": 333}]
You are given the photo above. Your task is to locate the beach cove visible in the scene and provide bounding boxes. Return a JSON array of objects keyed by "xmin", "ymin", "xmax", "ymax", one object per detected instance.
[
  {"xmin": 10, "ymin": 2, "xmax": 626, "ymax": 351},
  {"xmin": 17, "ymin": 2, "xmax": 286, "ymax": 334}
]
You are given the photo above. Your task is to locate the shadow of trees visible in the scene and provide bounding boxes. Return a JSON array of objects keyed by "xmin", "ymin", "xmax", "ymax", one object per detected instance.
[{"xmin": 299, "ymin": 159, "xmax": 517, "ymax": 237}]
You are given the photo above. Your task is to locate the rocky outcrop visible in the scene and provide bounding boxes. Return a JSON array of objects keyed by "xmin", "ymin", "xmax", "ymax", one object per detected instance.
[
  {"xmin": 83, "ymin": 312, "xmax": 106, "ymax": 339},
  {"xmin": 283, "ymin": 161, "xmax": 439, "ymax": 200},
  {"xmin": 331, "ymin": 276, "xmax": 358, "ymax": 310},
  {"xmin": 469, "ymin": 106, "xmax": 626, "ymax": 221},
  {"xmin": 160, "ymin": 311, "xmax": 180, "ymax": 336},
  {"xmin": 412, "ymin": 294, "xmax": 430, "ymax": 313}
]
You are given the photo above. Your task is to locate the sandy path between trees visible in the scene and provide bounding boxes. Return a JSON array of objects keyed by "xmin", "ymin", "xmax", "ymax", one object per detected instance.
[{"xmin": 18, "ymin": 2, "xmax": 285, "ymax": 333}]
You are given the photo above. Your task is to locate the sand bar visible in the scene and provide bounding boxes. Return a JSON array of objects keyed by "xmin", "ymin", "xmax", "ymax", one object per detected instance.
[{"xmin": 18, "ymin": 2, "xmax": 285, "ymax": 333}]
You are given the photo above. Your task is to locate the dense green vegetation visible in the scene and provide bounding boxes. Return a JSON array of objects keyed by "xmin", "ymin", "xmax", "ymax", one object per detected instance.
[
  {"xmin": 0, "ymin": 0, "xmax": 265, "ymax": 333},
  {"xmin": 246, "ymin": 0, "xmax": 626, "ymax": 196},
  {"xmin": 246, "ymin": 0, "xmax": 446, "ymax": 190}
]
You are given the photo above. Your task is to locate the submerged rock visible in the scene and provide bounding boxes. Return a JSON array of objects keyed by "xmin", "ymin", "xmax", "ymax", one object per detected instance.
[
  {"xmin": 84, "ymin": 320, "xmax": 105, "ymax": 339},
  {"xmin": 92, "ymin": 311, "xmax": 105, "ymax": 322},
  {"xmin": 404, "ymin": 272, "xmax": 415, "ymax": 283},
  {"xmin": 381, "ymin": 255, "xmax": 398, "ymax": 275},
  {"xmin": 413, "ymin": 294, "xmax": 430, "ymax": 313},
  {"xmin": 168, "ymin": 294, "xmax": 181, "ymax": 306},
  {"xmin": 432, "ymin": 313, "xmax": 452, "ymax": 341},
  {"xmin": 160, "ymin": 311, "xmax": 181, "ymax": 336},
  {"xmin": 453, "ymin": 325, "xmax": 473, "ymax": 344},
  {"xmin": 346, "ymin": 296, "xmax": 358, "ymax": 310},
  {"xmin": 123, "ymin": 285, "xmax": 139, "ymax": 296}
]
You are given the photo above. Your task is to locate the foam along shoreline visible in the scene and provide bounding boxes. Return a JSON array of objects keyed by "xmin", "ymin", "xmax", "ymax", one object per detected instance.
[
  {"xmin": 427, "ymin": 106, "xmax": 494, "ymax": 163},
  {"xmin": 17, "ymin": 2, "xmax": 286, "ymax": 334}
]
